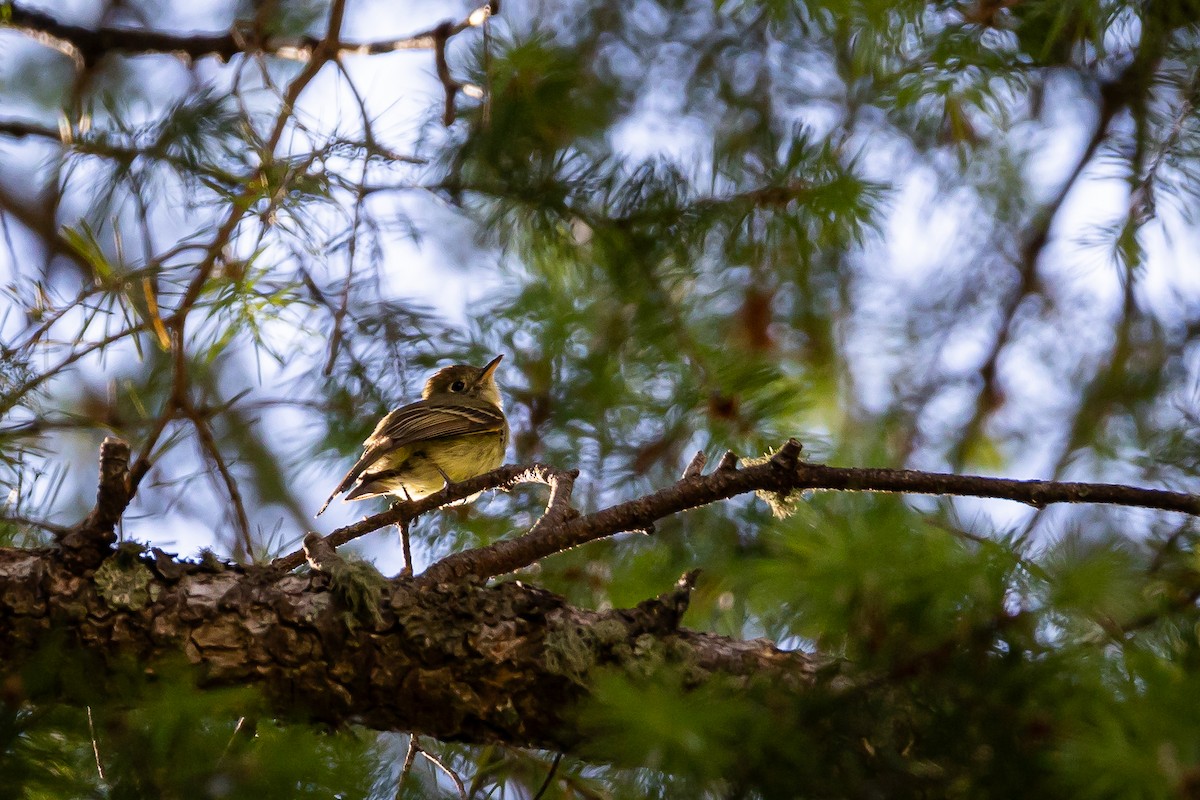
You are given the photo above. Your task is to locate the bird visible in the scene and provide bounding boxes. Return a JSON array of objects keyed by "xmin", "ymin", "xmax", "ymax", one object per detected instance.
[{"xmin": 317, "ymin": 354, "xmax": 508, "ymax": 516}]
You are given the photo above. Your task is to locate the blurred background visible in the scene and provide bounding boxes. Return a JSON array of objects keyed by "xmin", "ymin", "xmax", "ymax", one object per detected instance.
[
  {"xmin": 4, "ymin": 0, "xmax": 1200, "ymax": 794},
  {"xmin": 4, "ymin": 0, "xmax": 1198, "ymax": 579}
]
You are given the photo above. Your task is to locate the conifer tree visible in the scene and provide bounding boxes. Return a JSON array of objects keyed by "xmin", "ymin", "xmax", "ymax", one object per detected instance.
[{"xmin": 3, "ymin": 0, "xmax": 1200, "ymax": 796}]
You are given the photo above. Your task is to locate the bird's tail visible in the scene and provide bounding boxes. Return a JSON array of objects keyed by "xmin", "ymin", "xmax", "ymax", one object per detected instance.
[
  {"xmin": 315, "ymin": 462, "xmax": 362, "ymax": 516},
  {"xmin": 315, "ymin": 493, "xmax": 336, "ymax": 517}
]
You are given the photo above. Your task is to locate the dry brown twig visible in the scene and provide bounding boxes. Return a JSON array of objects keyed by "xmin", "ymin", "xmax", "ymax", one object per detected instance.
[
  {"xmin": 392, "ymin": 734, "xmax": 466, "ymax": 800},
  {"xmin": 271, "ymin": 437, "xmax": 1200, "ymax": 582},
  {"xmin": 4, "ymin": 2, "xmax": 496, "ymax": 64},
  {"xmin": 271, "ymin": 463, "xmax": 574, "ymax": 572}
]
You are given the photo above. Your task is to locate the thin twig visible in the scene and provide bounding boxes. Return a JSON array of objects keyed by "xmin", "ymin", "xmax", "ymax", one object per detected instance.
[
  {"xmin": 217, "ymin": 716, "xmax": 257, "ymax": 768},
  {"xmin": 86, "ymin": 705, "xmax": 105, "ymax": 782},
  {"xmin": 167, "ymin": 0, "xmax": 347, "ymax": 331},
  {"xmin": 433, "ymin": 22, "xmax": 462, "ymax": 126},
  {"xmin": 321, "ymin": 98, "xmax": 368, "ymax": 375},
  {"xmin": 183, "ymin": 400, "xmax": 255, "ymax": 561},
  {"xmin": 279, "ymin": 440, "xmax": 1200, "ymax": 582},
  {"xmin": 131, "ymin": 323, "xmax": 191, "ymax": 497},
  {"xmin": 413, "ymin": 738, "xmax": 468, "ymax": 800},
  {"xmin": 1128, "ymin": 69, "xmax": 1198, "ymax": 225},
  {"xmin": 131, "ymin": 408, "xmax": 174, "ymax": 494},
  {"xmin": 525, "ymin": 468, "xmax": 579, "ymax": 536},
  {"xmin": 396, "ymin": 734, "xmax": 420, "ymax": 799},
  {"xmin": 398, "ymin": 519, "xmax": 413, "ymax": 577},
  {"xmin": 532, "ymin": 752, "xmax": 563, "ymax": 800},
  {"xmin": 5, "ymin": 319, "xmax": 151, "ymax": 404},
  {"xmin": 273, "ymin": 464, "xmax": 567, "ymax": 571},
  {"xmin": 946, "ymin": 71, "xmax": 1130, "ymax": 470},
  {"xmin": 0, "ymin": 513, "xmax": 71, "ymax": 535},
  {"xmin": 396, "ymin": 735, "xmax": 466, "ymax": 800},
  {"xmin": 1149, "ymin": 519, "xmax": 1196, "ymax": 574},
  {"xmin": 6, "ymin": 3, "xmax": 494, "ymax": 64},
  {"xmin": 1118, "ymin": 584, "xmax": 1200, "ymax": 637}
]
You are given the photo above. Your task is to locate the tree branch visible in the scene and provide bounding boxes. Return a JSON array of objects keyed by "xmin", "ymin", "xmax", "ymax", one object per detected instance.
[
  {"xmin": 4, "ymin": 2, "xmax": 495, "ymax": 65},
  {"xmin": 421, "ymin": 439, "xmax": 1200, "ymax": 584},
  {"xmin": 272, "ymin": 464, "xmax": 571, "ymax": 572},
  {"xmin": 11, "ymin": 434, "xmax": 1199, "ymax": 754},
  {"xmin": 282, "ymin": 438, "xmax": 1200, "ymax": 582},
  {"xmin": 0, "ymin": 545, "xmax": 815, "ymax": 750}
]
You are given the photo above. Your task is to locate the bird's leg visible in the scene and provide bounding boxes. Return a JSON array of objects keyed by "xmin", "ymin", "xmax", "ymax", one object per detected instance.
[{"xmin": 434, "ymin": 464, "xmax": 453, "ymax": 491}]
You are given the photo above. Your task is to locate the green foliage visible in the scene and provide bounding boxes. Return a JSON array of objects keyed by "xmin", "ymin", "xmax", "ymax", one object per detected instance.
[
  {"xmin": 575, "ymin": 499, "xmax": 1200, "ymax": 796},
  {"xmin": 1043, "ymin": 531, "xmax": 1146, "ymax": 625},
  {"xmin": 581, "ymin": 660, "xmax": 1065, "ymax": 798},
  {"xmin": 1009, "ymin": 0, "xmax": 1112, "ymax": 65},
  {"xmin": 0, "ymin": 705, "xmax": 98, "ymax": 799},
  {"xmin": 461, "ymin": 31, "xmax": 618, "ymax": 170},
  {"xmin": 740, "ymin": 498, "xmax": 1016, "ymax": 663},
  {"xmin": 91, "ymin": 687, "xmax": 381, "ymax": 800},
  {"xmin": 1057, "ymin": 635, "xmax": 1200, "ymax": 797},
  {"xmin": 1, "ymin": 658, "xmax": 384, "ymax": 800}
]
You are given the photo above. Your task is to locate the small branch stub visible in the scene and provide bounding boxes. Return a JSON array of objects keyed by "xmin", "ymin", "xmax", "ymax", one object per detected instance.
[
  {"xmin": 58, "ymin": 437, "xmax": 134, "ymax": 570},
  {"xmin": 769, "ymin": 438, "xmax": 803, "ymax": 472},
  {"xmin": 634, "ymin": 569, "xmax": 700, "ymax": 633},
  {"xmin": 716, "ymin": 451, "xmax": 739, "ymax": 471},
  {"xmin": 682, "ymin": 451, "xmax": 708, "ymax": 480},
  {"xmin": 88, "ymin": 436, "xmax": 133, "ymax": 531},
  {"xmin": 303, "ymin": 531, "xmax": 343, "ymax": 572}
]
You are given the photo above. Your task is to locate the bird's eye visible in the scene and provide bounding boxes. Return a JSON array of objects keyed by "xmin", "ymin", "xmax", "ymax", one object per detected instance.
[{"xmin": 450, "ymin": 380, "xmax": 466, "ymax": 392}]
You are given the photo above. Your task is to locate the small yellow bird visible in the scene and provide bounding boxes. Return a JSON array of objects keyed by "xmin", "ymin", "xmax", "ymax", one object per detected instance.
[{"xmin": 317, "ymin": 355, "xmax": 508, "ymax": 515}]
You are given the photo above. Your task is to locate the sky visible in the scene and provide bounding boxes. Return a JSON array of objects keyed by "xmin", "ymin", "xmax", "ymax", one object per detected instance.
[{"xmin": 0, "ymin": 0, "xmax": 498, "ymax": 570}]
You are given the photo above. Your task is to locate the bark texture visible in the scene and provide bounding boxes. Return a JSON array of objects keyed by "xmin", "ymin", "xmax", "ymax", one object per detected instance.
[{"xmin": 0, "ymin": 545, "xmax": 816, "ymax": 750}]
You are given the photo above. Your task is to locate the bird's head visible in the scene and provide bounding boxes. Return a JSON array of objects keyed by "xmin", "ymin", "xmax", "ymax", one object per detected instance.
[{"xmin": 422, "ymin": 354, "xmax": 504, "ymax": 407}]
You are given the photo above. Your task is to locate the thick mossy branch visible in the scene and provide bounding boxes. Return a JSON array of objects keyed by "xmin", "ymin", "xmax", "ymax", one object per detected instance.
[{"xmin": 0, "ymin": 546, "xmax": 814, "ymax": 749}]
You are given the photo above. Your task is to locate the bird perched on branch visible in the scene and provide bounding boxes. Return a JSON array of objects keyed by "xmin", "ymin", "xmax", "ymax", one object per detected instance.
[{"xmin": 317, "ymin": 355, "xmax": 509, "ymax": 516}]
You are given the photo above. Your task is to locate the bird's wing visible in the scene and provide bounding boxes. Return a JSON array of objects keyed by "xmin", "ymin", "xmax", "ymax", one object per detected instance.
[
  {"xmin": 317, "ymin": 399, "xmax": 505, "ymax": 515},
  {"xmin": 374, "ymin": 398, "xmax": 506, "ymax": 447}
]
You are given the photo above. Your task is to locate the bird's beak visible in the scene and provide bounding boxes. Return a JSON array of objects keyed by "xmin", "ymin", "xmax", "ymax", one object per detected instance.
[{"xmin": 480, "ymin": 353, "xmax": 503, "ymax": 381}]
